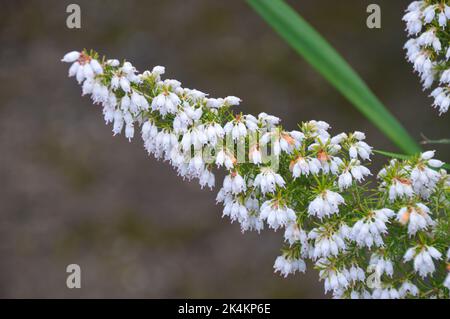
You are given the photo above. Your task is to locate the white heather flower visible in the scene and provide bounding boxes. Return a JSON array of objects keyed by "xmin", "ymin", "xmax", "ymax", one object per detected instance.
[
  {"xmin": 258, "ymin": 112, "xmax": 280, "ymax": 129},
  {"xmin": 107, "ymin": 59, "xmax": 120, "ymax": 67},
  {"xmin": 349, "ymin": 142, "xmax": 372, "ymax": 161},
  {"xmin": 308, "ymin": 227, "xmax": 347, "ymax": 259},
  {"xmin": 238, "ymin": 196, "xmax": 263, "ymax": 233},
  {"xmin": 243, "ymin": 114, "xmax": 258, "ymax": 132},
  {"xmin": 284, "ymin": 222, "xmax": 307, "ymax": 247},
  {"xmin": 372, "ymin": 287, "xmax": 401, "ymax": 299},
  {"xmin": 431, "ymin": 87, "xmax": 450, "ymax": 114},
  {"xmin": 121, "ymin": 61, "xmax": 140, "ymax": 83},
  {"xmin": 338, "ymin": 160, "xmax": 371, "ymax": 190},
  {"xmin": 404, "ymin": 2, "xmax": 450, "ymax": 114},
  {"xmin": 222, "ymin": 172, "xmax": 246, "ymax": 195},
  {"xmin": 141, "ymin": 120, "xmax": 158, "ymax": 152},
  {"xmin": 224, "ymin": 96, "xmax": 241, "ymax": 106},
  {"xmin": 199, "ymin": 169, "xmax": 215, "ymax": 189},
  {"xmin": 290, "ymin": 156, "xmax": 321, "ymax": 177},
  {"xmin": 411, "ymin": 151, "xmax": 444, "ymax": 198},
  {"xmin": 248, "ymin": 144, "xmax": 262, "ymax": 165},
  {"xmin": 274, "ymin": 255, "xmax": 306, "ymax": 278},
  {"xmin": 240, "ymin": 214, "xmax": 264, "ymax": 233},
  {"xmin": 119, "ymin": 76, "xmax": 131, "ymax": 93},
  {"xmin": 81, "ymin": 78, "xmax": 95, "ymax": 96},
  {"xmin": 318, "ymin": 261, "xmax": 351, "ymax": 294},
  {"xmin": 348, "ymin": 131, "xmax": 373, "ymax": 160},
  {"xmin": 338, "ymin": 171, "xmax": 352, "ymax": 190},
  {"xmin": 151, "ymin": 90, "xmax": 181, "ymax": 116},
  {"xmin": 130, "ymin": 90, "xmax": 149, "ymax": 111},
  {"xmin": 260, "ymin": 200, "xmax": 296, "ymax": 231},
  {"xmin": 124, "ymin": 123, "xmax": 135, "ymax": 141},
  {"xmin": 90, "ymin": 59, "xmax": 103, "ymax": 75},
  {"xmin": 308, "ymin": 190, "xmax": 345, "ymax": 219},
  {"xmin": 440, "ymin": 69, "xmax": 450, "ymax": 84},
  {"xmin": 417, "ymin": 29, "xmax": 441, "ymax": 52},
  {"xmin": 215, "ymin": 148, "xmax": 236, "ymax": 170},
  {"xmin": 260, "ymin": 129, "xmax": 303, "ymax": 156},
  {"xmin": 151, "ymin": 65, "xmax": 165, "ymax": 77},
  {"xmin": 330, "ymin": 132, "xmax": 347, "ymax": 145},
  {"xmin": 181, "ymin": 127, "xmax": 208, "ymax": 151},
  {"xmin": 444, "ymin": 273, "xmax": 450, "ymax": 290},
  {"xmin": 205, "ymin": 98, "xmax": 224, "ymax": 109},
  {"xmin": 348, "ymin": 265, "xmax": 366, "ymax": 283},
  {"xmin": 308, "ymin": 141, "xmax": 342, "ymax": 175},
  {"xmin": 349, "ymin": 289, "xmax": 371, "ymax": 299},
  {"xmin": 91, "ymin": 82, "xmax": 109, "ymax": 104},
  {"xmin": 388, "ymin": 178, "xmax": 414, "ymax": 202},
  {"xmin": 350, "ymin": 208, "xmax": 394, "ymax": 248},
  {"xmin": 369, "ymin": 254, "xmax": 394, "ymax": 278},
  {"xmin": 305, "ymin": 120, "xmax": 331, "ymax": 139},
  {"xmin": 185, "ymin": 89, "xmax": 207, "ymax": 103},
  {"xmin": 399, "ymin": 281, "xmax": 419, "ymax": 298},
  {"xmin": 404, "ymin": 246, "xmax": 442, "ymax": 278},
  {"xmin": 112, "ymin": 110, "xmax": 124, "ymax": 135},
  {"xmin": 173, "ymin": 103, "xmax": 202, "ymax": 133},
  {"xmin": 61, "ymin": 51, "xmax": 80, "ymax": 63},
  {"xmin": 223, "ymin": 118, "xmax": 247, "ymax": 141},
  {"xmin": 253, "ymin": 167, "xmax": 285, "ymax": 194},
  {"xmin": 403, "ymin": 2, "xmax": 423, "ymax": 35},
  {"xmin": 181, "ymin": 128, "xmax": 209, "ymax": 152},
  {"xmin": 62, "ymin": 51, "xmax": 103, "ymax": 84},
  {"xmin": 204, "ymin": 123, "xmax": 224, "ymax": 146},
  {"xmin": 222, "ymin": 197, "xmax": 249, "ymax": 224},
  {"xmin": 397, "ymin": 203, "xmax": 435, "ymax": 236},
  {"xmin": 152, "ymin": 130, "xmax": 178, "ymax": 161}
]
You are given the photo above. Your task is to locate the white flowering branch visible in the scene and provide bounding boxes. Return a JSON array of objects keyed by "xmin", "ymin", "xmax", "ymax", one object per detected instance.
[
  {"xmin": 62, "ymin": 49, "xmax": 449, "ymax": 299},
  {"xmin": 404, "ymin": 0, "xmax": 450, "ymax": 115}
]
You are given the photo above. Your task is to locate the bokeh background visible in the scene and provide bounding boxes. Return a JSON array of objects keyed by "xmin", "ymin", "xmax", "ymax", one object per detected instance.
[{"xmin": 0, "ymin": 0, "xmax": 448, "ymax": 298}]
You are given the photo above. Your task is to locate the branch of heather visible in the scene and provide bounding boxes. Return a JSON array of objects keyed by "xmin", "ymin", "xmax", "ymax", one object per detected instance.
[{"xmin": 61, "ymin": 49, "xmax": 450, "ymax": 299}]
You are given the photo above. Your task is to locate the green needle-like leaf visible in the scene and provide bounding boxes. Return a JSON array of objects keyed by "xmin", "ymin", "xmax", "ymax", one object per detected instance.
[{"xmin": 247, "ymin": 0, "xmax": 421, "ymax": 155}]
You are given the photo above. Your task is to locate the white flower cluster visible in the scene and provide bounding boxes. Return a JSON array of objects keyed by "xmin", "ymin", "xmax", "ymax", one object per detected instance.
[
  {"xmin": 397, "ymin": 203, "xmax": 435, "ymax": 236},
  {"xmin": 369, "ymin": 253, "xmax": 394, "ymax": 278},
  {"xmin": 378, "ymin": 151, "xmax": 445, "ymax": 201},
  {"xmin": 62, "ymin": 50, "xmax": 449, "ymax": 299},
  {"xmin": 308, "ymin": 190, "xmax": 345, "ymax": 219},
  {"xmin": 274, "ymin": 255, "xmax": 306, "ymax": 278},
  {"xmin": 404, "ymin": 245, "xmax": 442, "ymax": 278},
  {"xmin": 308, "ymin": 226, "xmax": 348, "ymax": 259},
  {"xmin": 403, "ymin": 0, "xmax": 450, "ymax": 114},
  {"xmin": 317, "ymin": 259, "xmax": 366, "ymax": 297},
  {"xmin": 350, "ymin": 209, "xmax": 394, "ymax": 248}
]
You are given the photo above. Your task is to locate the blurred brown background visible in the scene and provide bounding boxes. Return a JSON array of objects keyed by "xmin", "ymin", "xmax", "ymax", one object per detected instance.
[{"xmin": 0, "ymin": 0, "xmax": 448, "ymax": 298}]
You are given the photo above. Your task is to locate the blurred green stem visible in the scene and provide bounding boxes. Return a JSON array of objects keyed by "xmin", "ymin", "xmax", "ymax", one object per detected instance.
[{"xmin": 375, "ymin": 149, "xmax": 450, "ymax": 170}]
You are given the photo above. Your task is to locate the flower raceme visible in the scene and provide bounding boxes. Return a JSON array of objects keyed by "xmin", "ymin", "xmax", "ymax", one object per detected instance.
[
  {"xmin": 403, "ymin": 0, "xmax": 450, "ymax": 114},
  {"xmin": 62, "ymin": 50, "xmax": 449, "ymax": 299}
]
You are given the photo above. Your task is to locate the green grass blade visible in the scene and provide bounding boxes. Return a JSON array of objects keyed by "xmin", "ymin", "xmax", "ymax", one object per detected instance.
[
  {"xmin": 246, "ymin": 0, "xmax": 421, "ymax": 155},
  {"xmin": 373, "ymin": 150, "xmax": 411, "ymax": 160}
]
